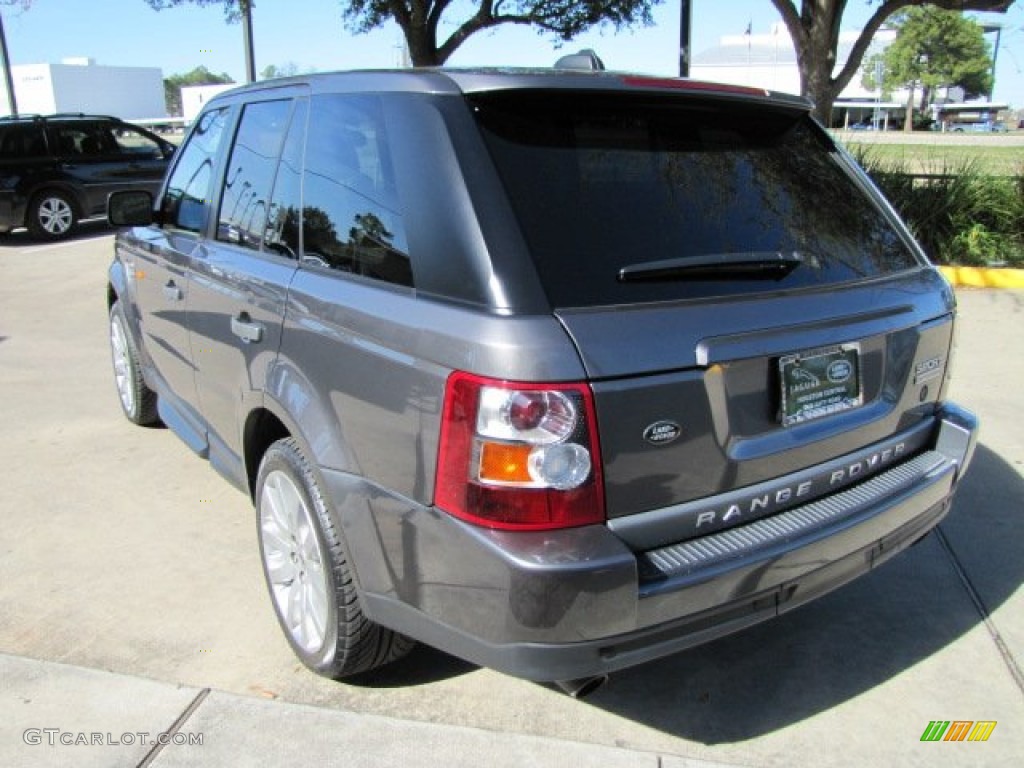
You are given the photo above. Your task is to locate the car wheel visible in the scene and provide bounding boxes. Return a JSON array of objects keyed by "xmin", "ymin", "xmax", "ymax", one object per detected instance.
[
  {"xmin": 256, "ymin": 438, "xmax": 414, "ymax": 678},
  {"xmin": 109, "ymin": 301, "xmax": 159, "ymax": 425},
  {"xmin": 27, "ymin": 189, "xmax": 77, "ymax": 240}
]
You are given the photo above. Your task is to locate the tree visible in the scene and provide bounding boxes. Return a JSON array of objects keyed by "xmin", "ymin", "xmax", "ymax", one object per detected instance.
[
  {"xmin": 768, "ymin": 1, "xmax": 1013, "ymax": 124},
  {"xmin": 260, "ymin": 62, "xmax": 302, "ymax": 80},
  {"xmin": 164, "ymin": 65, "xmax": 234, "ymax": 116},
  {"xmin": 864, "ymin": 8, "xmax": 992, "ymax": 131},
  {"xmin": 142, "ymin": 0, "xmax": 659, "ymax": 68},
  {"xmin": 143, "ymin": 0, "xmax": 246, "ymax": 21},
  {"xmin": 344, "ymin": 0, "xmax": 659, "ymax": 66}
]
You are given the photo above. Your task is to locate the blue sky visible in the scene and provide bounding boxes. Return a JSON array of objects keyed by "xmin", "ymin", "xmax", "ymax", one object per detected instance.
[{"xmin": 2, "ymin": 0, "xmax": 1022, "ymax": 108}]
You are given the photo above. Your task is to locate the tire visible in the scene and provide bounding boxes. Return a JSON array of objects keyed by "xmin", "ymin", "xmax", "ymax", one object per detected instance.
[
  {"xmin": 27, "ymin": 189, "xmax": 77, "ymax": 240},
  {"xmin": 256, "ymin": 438, "xmax": 414, "ymax": 679},
  {"xmin": 109, "ymin": 301, "xmax": 159, "ymax": 425}
]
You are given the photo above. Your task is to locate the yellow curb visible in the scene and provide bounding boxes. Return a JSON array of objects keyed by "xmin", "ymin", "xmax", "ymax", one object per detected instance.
[{"xmin": 938, "ymin": 266, "xmax": 1024, "ymax": 289}]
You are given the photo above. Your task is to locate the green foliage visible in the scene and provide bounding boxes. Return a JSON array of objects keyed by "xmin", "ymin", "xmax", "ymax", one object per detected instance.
[
  {"xmin": 852, "ymin": 148, "xmax": 1024, "ymax": 267},
  {"xmin": 163, "ymin": 65, "xmax": 234, "ymax": 116},
  {"xmin": 259, "ymin": 62, "xmax": 302, "ymax": 80},
  {"xmin": 868, "ymin": 7, "xmax": 993, "ymax": 107},
  {"xmin": 144, "ymin": 0, "xmax": 245, "ymax": 21},
  {"xmin": 344, "ymin": 0, "xmax": 660, "ymax": 65},
  {"xmin": 139, "ymin": 0, "xmax": 658, "ymax": 67}
]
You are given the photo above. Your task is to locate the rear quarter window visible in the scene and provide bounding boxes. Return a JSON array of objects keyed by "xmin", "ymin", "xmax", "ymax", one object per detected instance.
[
  {"xmin": 299, "ymin": 93, "xmax": 412, "ymax": 287},
  {"xmin": 0, "ymin": 125, "xmax": 47, "ymax": 158},
  {"xmin": 472, "ymin": 92, "xmax": 922, "ymax": 308}
]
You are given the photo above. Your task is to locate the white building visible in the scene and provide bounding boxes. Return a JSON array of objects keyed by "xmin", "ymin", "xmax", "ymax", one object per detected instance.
[
  {"xmin": 691, "ymin": 24, "xmax": 905, "ymax": 126},
  {"xmin": 181, "ymin": 83, "xmax": 236, "ymax": 124},
  {"xmin": 0, "ymin": 58, "xmax": 166, "ymax": 120}
]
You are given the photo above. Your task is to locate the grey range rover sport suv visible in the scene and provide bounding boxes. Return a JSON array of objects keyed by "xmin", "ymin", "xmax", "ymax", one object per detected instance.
[{"xmin": 107, "ymin": 68, "xmax": 978, "ymax": 691}]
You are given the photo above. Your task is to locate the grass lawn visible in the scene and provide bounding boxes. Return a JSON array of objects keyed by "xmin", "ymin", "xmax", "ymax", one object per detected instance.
[{"xmin": 836, "ymin": 141, "xmax": 1023, "ymax": 175}]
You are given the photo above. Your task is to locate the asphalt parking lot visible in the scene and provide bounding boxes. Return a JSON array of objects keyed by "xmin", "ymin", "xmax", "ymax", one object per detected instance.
[{"xmin": 1, "ymin": 225, "xmax": 1022, "ymax": 766}]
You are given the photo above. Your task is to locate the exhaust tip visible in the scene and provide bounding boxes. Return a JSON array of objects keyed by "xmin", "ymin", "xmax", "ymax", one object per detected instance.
[{"xmin": 554, "ymin": 675, "xmax": 609, "ymax": 699}]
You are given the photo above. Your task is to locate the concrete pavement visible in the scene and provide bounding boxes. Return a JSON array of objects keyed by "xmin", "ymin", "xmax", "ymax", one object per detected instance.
[
  {"xmin": 2, "ymin": 653, "xmax": 739, "ymax": 768},
  {"xmin": 1, "ymin": 227, "xmax": 1022, "ymax": 766}
]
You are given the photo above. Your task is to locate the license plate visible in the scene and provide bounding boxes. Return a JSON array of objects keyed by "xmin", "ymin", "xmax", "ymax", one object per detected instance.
[{"xmin": 779, "ymin": 344, "xmax": 863, "ymax": 426}]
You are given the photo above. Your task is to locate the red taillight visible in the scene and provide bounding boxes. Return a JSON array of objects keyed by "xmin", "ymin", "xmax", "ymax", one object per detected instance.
[{"xmin": 434, "ymin": 372, "xmax": 605, "ymax": 531}]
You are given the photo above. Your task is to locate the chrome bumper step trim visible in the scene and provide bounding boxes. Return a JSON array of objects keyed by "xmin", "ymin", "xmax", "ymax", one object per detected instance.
[{"xmin": 642, "ymin": 451, "xmax": 950, "ymax": 579}]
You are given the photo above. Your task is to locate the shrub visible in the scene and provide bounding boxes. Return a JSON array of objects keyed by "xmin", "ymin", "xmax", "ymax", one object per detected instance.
[{"xmin": 850, "ymin": 148, "xmax": 1023, "ymax": 267}]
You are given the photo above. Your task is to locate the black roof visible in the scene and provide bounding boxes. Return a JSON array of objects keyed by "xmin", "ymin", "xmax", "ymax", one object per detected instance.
[{"xmin": 0, "ymin": 112, "xmax": 128, "ymax": 124}]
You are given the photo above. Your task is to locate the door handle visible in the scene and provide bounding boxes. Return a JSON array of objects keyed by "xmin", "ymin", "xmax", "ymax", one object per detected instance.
[
  {"xmin": 162, "ymin": 281, "xmax": 183, "ymax": 301},
  {"xmin": 231, "ymin": 313, "xmax": 264, "ymax": 344}
]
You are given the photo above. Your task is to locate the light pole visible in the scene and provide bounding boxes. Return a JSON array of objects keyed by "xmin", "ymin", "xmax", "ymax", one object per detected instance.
[
  {"xmin": 0, "ymin": 12, "xmax": 17, "ymax": 116},
  {"xmin": 679, "ymin": 0, "xmax": 692, "ymax": 77},
  {"xmin": 241, "ymin": 0, "xmax": 255, "ymax": 83}
]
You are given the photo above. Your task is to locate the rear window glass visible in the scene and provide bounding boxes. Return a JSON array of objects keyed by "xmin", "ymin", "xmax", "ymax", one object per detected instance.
[{"xmin": 471, "ymin": 92, "xmax": 920, "ymax": 307}]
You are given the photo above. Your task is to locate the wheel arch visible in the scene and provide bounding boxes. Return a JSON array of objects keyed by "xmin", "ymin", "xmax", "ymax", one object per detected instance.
[
  {"xmin": 27, "ymin": 182, "xmax": 85, "ymax": 219},
  {"xmin": 243, "ymin": 407, "xmax": 292, "ymax": 502}
]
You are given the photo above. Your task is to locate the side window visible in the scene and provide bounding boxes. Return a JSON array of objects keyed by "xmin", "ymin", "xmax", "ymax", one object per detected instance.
[
  {"xmin": 216, "ymin": 99, "xmax": 292, "ymax": 250},
  {"xmin": 161, "ymin": 107, "xmax": 229, "ymax": 233},
  {"xmin": 54, "ymin": 126, "xmax": 89, "ymax": 156},
  {"xmin": 301, "ymin": 94, "xmax": 411, "ymax": 287},
  {"xmin": 111, "ymin": 126, "xmax": 165, "ymax": 159},
  {"xmin": 263, "ymin": 99, "xmax": 307, "ymax": 260},
  {"xmin": 0, "ymin": 125, "xmax": 47, "ymax": 158},
  {"xmin": 54, "ymin": 123, "xmax": 117, "ymax": 156}
]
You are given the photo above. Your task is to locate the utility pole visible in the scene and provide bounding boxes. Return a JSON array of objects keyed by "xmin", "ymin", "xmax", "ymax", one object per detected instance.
[
  {"xmin": 0, "ymin": 12, "xmax": 17, "ymax": 116},
  {"xmin": 679, "ymin": 0, "xmax": 692, "ymax": 77},
  {"xmin": 241, "ymin": 0, "xmax": 255, "ymax": 83}
]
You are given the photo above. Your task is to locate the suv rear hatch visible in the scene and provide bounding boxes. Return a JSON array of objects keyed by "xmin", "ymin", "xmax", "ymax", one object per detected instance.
[{"xmin": 472, "ymin": 85, "xmax": 957, "ymax": 547}]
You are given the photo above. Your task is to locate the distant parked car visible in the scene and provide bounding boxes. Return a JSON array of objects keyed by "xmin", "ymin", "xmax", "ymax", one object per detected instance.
[
  {"xmin": 951, "ymin": 120, "xmax": 1008, "ymax": 133},
  {"xmin": 0, "ymin": 113, "xmax": 174, "ymax": 239}
]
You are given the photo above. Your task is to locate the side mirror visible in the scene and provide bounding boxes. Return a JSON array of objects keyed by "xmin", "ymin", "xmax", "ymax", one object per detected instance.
[{"xmin": 108, "ymin": 190, "xmax": 155, "ymax": 227}]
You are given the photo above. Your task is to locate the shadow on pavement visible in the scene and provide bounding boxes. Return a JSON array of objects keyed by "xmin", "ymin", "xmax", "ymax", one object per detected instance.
[
  {"xmin": 576, "ymin": 442, "xmax": 1022, "ymax": 744},
  {"xmin": 346, "ymin": 645, "xmax": 477, "ymax": 688},
  {"xmin": 0, "ymin": 219, "xmax": 114, "ymax": 247}
]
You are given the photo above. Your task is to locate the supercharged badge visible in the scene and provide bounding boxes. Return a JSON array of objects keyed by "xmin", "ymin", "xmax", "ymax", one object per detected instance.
[{"xmin": 644, "ymin": 421, "xmax": 682, "ymax": 446}]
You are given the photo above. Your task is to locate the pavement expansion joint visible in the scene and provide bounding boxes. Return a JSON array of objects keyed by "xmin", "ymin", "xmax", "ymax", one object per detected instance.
[
  {"xmin": 136, "ymin": 687, "xmax": 210, "ymax": 767},
  {"xmin": 936, "ymin": 525, "xmax": 1024, "ymax": 695}
]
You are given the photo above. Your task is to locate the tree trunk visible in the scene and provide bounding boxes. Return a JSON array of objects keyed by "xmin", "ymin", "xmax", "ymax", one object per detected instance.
[
  {"xmin": 903, "ymin": 82, "xmax": 916, "ymax": 132},
  {"xmin": 405, "ymin": 26, "xmax": 443, "ymax": 66},
  {"xmin": 802, "ymin": 63, "xmax": 842, "ymax": 124}
]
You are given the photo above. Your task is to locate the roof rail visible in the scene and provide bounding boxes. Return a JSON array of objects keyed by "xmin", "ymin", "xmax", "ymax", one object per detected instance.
[
  {"xmin": 46, "ymin": 112, "xmax": 123, "ymax": 121},
  {"xmin": 1, "ymin": 112, "xmax": 125, "ymax": 123}
]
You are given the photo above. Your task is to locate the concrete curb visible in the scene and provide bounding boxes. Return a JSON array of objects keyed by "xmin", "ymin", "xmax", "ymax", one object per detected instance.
[
  {"xmin": 938, "ymin": 266, "xmax": 1024, "ymax": 289},
  {"xmin": 0, "ymin": 653, "xmax": 744, "ymax": 768}
]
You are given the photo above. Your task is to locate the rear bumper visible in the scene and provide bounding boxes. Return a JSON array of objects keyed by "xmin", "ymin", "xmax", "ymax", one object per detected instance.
[{"xmin": 326, "ymin": 403, "xmax": 978, "ymax": 682}]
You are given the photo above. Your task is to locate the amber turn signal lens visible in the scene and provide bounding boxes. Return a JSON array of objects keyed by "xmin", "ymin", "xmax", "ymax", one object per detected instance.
[{"xmin": 478, "ymin": 441, "xmax": 533, "ymax": 485}]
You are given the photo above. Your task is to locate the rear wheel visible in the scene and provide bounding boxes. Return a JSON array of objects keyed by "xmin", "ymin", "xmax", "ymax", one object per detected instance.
[
  {"xmin": 256, "ymin": 438, "xmax": 414, "ymax": 678},
  {"xmin": 27, "ymin": 189, "xmax": 77, "ymax": 240}
]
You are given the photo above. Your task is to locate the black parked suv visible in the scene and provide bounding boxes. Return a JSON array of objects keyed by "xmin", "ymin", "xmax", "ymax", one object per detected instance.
[
  {"xmin": 106, "ymin": 69, "xmax": 978, "ymax": 692},
  {"xmin": 0, "ymin": 113, "xmax": 174, "ymax": 239}
]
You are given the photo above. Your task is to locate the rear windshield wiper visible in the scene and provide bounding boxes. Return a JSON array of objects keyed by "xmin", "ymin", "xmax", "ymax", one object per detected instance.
[{"xmin": 618, "ymin": 251, "xmax": 805, "ymax": 282}]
